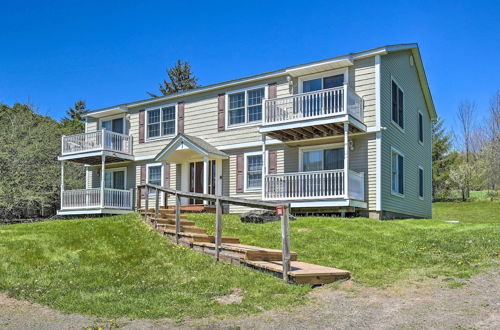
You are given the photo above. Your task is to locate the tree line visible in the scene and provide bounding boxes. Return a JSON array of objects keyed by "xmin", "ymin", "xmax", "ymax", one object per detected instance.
[{"xmin": 432, "ymin": 91, "xmax": 500, "ymax": 201}]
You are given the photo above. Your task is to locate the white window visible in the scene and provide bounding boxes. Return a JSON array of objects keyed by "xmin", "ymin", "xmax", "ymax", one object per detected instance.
[
  {"xmin": 101, "ymin": 117, "xmax": 125, "ymax": 134},
  {"xmin": 228, "ymin": 87, "xmax": 265, "ymax": 126},
  {"xmin": 391, "ymin": 79, "xmax": 404, "ymax": 129},
  {"xmin": 147, "ymin": 105, "xmax": 176, "ymax": 139},
  {"xmin": 302, "ymin": 147, "xmax": 344, "ymax": 171},
  {"xmin": 245, "ymin": 153, "xmax": 263, "ymax": 190},
  {"xmin": 104, "ymin": 168, "xmax": 126, "ymax": 190},
  {"xmin": 391, "ymin": 148, "xmax": 404, "ymax": 196},
  {"xmin": 147, "ymin": 164, "xmax": 162, "ymax": 194},
  {"xmin": 418, "ymin": 166, "xmax": 424, "ymax": 199},
  {"xmin": 418, "ymin": 111, "xmax": 424, "ymax": 144}
]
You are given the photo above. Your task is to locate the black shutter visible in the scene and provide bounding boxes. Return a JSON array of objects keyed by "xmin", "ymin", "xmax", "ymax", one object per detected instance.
[
  {"xmin": 392, "ymin": 81, "xmax": 398, "ymax": 123},
  {"xmin": 419, "ymin": 168, "xmax": 423, "ymax": 198},
  {"xmin": 398, "ymin": 89, "xmax": 404, "ymax": 128},
  {"xmin": 419, "ymin": 113, "xmax": 423, "ymax": 143}
]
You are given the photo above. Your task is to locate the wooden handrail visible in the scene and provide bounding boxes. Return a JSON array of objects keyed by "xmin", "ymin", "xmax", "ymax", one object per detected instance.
[{"xmin": 137, "ymin": 183, "xmax": 291, "ymax": 282}]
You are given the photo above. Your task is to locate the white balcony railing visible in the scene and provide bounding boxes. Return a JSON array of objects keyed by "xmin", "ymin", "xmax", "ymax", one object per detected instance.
[
  {"xmin": 61, "ymin": 188, "xmax": 133, "ymax": 210},
  {"xmin": 61, "ymin": 130, "xmax": 133, "ymax": 156},
  {"xmin": 263, "ymin": 169, "xmax": 364, "ymax": 201},
  {"xmin": 263, "ymin": 85, "xmax": 364, "ymax": 125}
]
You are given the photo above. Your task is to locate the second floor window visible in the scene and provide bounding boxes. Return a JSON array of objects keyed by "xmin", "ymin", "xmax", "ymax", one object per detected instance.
[
  {"xmin": 418, "ymin": 112, "xmax": 424, "ymax": 143},
  {"xmin": 147, "ymin": 106, "xmax": 176, "ymax": 139},
  {"xmin": 392, "ymin": 80, "xmax": 404, "ymax": 129},
  {"xmin": 228, "ymin": 87, "xmax": 265, "ymax": 126}
]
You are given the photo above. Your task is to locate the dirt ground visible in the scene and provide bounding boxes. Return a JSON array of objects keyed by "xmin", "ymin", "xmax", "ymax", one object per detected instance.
[{"xmin": 0, "ymin": 268, "xmax": 498, "ymax": 330}]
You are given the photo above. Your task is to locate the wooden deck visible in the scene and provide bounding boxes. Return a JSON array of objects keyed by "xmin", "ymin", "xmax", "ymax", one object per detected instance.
[{"xmin": 141, "ymin": 208, "xmax": 350, "ymax": 285}]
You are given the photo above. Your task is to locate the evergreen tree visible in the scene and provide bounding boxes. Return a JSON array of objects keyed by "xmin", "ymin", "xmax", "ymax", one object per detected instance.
[
  {"xmin": 62, "ymin": 100, "xmax": 88, "ymax": 133},
  {"xmin": 432, "ymin": 117, "xmax": 456, "ymax": 200},
  {"xmin": 65, "ymin": 99, "xmax": 88, "ymax": 122},
  {"xmin": 148, "ymin": 59, "xmax": 199, "ymax": 97}
]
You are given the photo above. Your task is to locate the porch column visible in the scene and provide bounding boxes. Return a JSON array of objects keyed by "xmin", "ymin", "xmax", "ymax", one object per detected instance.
[
  {"xmin": 60, "ymin": 161, "xmax": 65, "ymax": 208},
  {"xmin": 344, "ymin": 123, "xmax": 349, "ymax": 199},
  {"xmin": 261, "ymin": 134, "xmax": 267, "ymax": 200},
  {"xmin": 203, "ymin": 156, "xmax": 209, "ymax": 205},
  {"xmin": 100, "ymin": 155, "xmax": 106, "ymax": 208},
  {"xmin": 215, "ymin": 158, "xmax": 222, "ymax": 196}
]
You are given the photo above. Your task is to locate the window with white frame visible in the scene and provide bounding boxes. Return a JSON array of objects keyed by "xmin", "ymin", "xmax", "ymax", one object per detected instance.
[
  {"xmin": 418, "ymin": 111, "xmax": 424, "ymax": 143},
  {"xmin": 302, "ymin": 147, "xmax": 344, "ymax": 171},
  {"xmin": 245, "ymin": 153, "xmax": 263, "ymax": 190},
  {"xmin": 418, "ymin": 166, "xmax": 424, "ymax": 199},
  {"xmin": 391, "ymin": 149, "xmax": 404, "ymax": 195},
  {"xmin": 228, "ymin": 87, "xmax": 265, "ymax": 126},
  {"xmin": 104, "ymin": 169, "xmax": 125, "ymax": 190},
  {"xmin": 147, "ymin": 105, "xmax": 176, "ymax": 139},
  {"xmin": 147, "ymin": 165, "xmax": 162, "ymax": 193},
  {"xmin": 391, "ymin": 80, "xmax": 404, "ymax": 129}
]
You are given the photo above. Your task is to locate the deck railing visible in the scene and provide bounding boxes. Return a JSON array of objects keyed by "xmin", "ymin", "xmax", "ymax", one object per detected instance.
[
  {"xmin": 263, "ymin": 85, "xmax": 364, "ymax": 125},
  {"xmin": 60, "ymin": 188, "xmax": 133, "ymax": 210},
  {"xmin": 61, "ymin": 130, "xmax": 133, "ymax": 156},
  {"xmin": 263, "ymin": 169, "xmax": 364, "ymax": 201}
]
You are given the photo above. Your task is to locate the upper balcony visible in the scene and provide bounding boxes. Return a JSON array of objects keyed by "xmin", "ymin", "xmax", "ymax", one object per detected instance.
[
  {"xmin": 259, "ymin": 85, "xmax": 366, "ymax": 141},
  {"xmin": 59, "ymin": 129, "xmax": 134, "ymax": 164}
]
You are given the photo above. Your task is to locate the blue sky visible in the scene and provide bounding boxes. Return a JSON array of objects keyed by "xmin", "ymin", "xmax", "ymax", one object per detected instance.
[{"xmin": 1, "ymin": 0, "xmax": 499, "ymax": 131}]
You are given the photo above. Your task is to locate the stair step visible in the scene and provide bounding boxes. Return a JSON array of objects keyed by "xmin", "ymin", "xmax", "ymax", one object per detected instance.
[
  {"xmin": 165, "ymin": 224, "xmax": 207, "ymax": 234},
  {"xmin": 192, "ymin": 235, "xmax": 240, "ymax": 244},
  {"xmin": 163, "ymin": 229, "xmax": 210, "ymax": 239},
  {"xmin": 155, "ymin": 219, "xmax": 195, "ymax": 226},
  {"xmin": 244, "ymin": 250, "xmax": 298, "ymax": 261}
]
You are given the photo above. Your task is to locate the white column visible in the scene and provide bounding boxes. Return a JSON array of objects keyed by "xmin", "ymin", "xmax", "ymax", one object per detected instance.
[
  {"xmin": 60, "ymin": 161, "xmax": 65, "ymax": 208},
  {"xmin": 261, "ymin": 134, "xmax": 267, "ymax": 199},
  {"xmin": 203, "ymin": 156, "xmax": 209, "ymax": 205},
  {"xmin": 344, "ymin": 123, "xmax": 349, "ymax": 199},
  {"xmin": 215, "ymin": 158, "xmax": 222, "ymax": 196},
  {"xmin": 100, "ymin": 155, "xmax": 106, "ymax": 207}
]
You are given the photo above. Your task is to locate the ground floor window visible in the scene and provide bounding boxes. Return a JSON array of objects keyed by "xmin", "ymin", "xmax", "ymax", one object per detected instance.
[
  {"xmin": 418, "ymin": 166, "xmax": 424, "ymax": 199},
  {"xmin": 391, "ymin": 148, "xmax": 404, "ymax": 195},
  {"xmin": 245, "ymin": 153, "xmax": 263, "ymax": 190},
  {"xmin": 104, "ymin": 169, "xmax": 125, "ymax": 189},
  {"xmin": 302, "ymin": 147, "xmax": 344, "ymax": 171},
  {"xmin": 147, "ymin": 164, "xmax": 162, "ymax": 193}
]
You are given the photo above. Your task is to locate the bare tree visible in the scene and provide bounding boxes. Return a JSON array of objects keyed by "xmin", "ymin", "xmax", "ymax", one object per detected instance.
[{"xmin": 457, "ymin": 99, "xmax": 476, "ymax": 163}]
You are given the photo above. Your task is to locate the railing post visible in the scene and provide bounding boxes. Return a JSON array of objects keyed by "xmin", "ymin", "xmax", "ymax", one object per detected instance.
[
  {"xmin": 175, "ymin": 193, "xmax": 181, "ymax": 244},
  {"xmin": 100, "ymin": 155, "xmax": 106, "ymax": 208},
  {"xmin": 101, "ymin": 129, "xmax": 106, "ymax": 150},
  {"xmin": 154, "ymin": 188, "xmax": 160, "ymax": 229},
  {"xmin": 144, "ymin": 186, "xmax": 149, "ymax": 221},
  {"xmin": 60, "ymin": 161, "xmax": 65, "ymax": 209},
  {"xmin": 136, "ymin": 186, "xmax": 141, "ymax": 211},
  {"xmin": 261, "ymin": 134, "xmax": 267, "ymax": 200},
  {"xmin": 281, "ymin": 205, "xmax": 291, "ymax": 282},
  {"xmin": 215, "ymin": 197, "xmax": 222, "ymax": 261},
  {"xmin": 343, "ymin": 83, "xmax": 348, "ymax": 114},
  {"xmin": 344, "ymin": 123, "xmax": 349, "ymax": 199}
]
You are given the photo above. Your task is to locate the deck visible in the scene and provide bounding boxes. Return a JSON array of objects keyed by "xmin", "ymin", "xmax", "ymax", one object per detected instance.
[{"xmin": 142, "ymin": 208, "xmax": 350, "ymax": 285}]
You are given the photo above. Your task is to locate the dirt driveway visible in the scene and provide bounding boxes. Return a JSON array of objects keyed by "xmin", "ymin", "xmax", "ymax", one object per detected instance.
[{"xmin": 1, "ymin": 268, "xmax": 498, "ymax": 329}]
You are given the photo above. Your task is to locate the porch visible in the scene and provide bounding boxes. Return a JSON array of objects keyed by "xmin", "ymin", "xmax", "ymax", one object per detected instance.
[{"xmin": 59, "ymin": 188, "xmax": 134, "ymax": 215}]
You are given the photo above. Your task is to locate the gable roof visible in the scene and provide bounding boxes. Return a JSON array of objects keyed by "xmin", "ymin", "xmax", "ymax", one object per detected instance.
[
  {"xmin": 155, "ymin": 133, "xmax": 228, "ymax": 162},
  {"xmin": 87, "ymin": 43, "xmax": 436, "ymax": 121}
]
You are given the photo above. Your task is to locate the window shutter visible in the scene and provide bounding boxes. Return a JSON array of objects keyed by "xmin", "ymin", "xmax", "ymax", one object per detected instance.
[
  {"xmin": 236, "ymin": 154, "xmax": 244, "ymax": 193},
  {"xmin": 139, "ymin": 110, "xmax": 145, "ymax": 143},
  {"xmin": 268, "ymin": 150, "xmax": 277, "ymax": 174},
  {"xmin": 218, "ymin": 94, "xmax": 225, "ymax": 131},
  {"xmin": 391, "ymin": 82, "xmax": 398, "ymax": 123},
  {"xmin": 268, "ymin": 82, "xmax": 277, "ymax": 99},
  {"xmin": 140, "ymin": 165, "xmax": 146, "ymax": 197},
  {"xmin": 177, "ymin": 102, "xmax": 184, "ymax": 134},
  {"xmin": 398, "ymin": 89, "xmax": 404, "ymax": 128},
  {"xmin": 398, "ymin": 155, "xmax": 404, "ymax": 194},
  {"xmin": 164, "ymin": 162, "xmax": 170, "ymax": 188}
]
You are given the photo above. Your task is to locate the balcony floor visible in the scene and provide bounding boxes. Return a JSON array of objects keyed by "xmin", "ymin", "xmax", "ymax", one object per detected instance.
[
  {"xmin": 58, "ymin": 150, "xmax": 134, "ymax": 164},
  {"xmin": 57, "ymin": 207, "xmax": 134, "ymax": 216}
]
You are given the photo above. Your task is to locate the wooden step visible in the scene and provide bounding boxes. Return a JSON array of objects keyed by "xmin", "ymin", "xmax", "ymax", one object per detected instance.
[
  {"xmin": 244, "ymin": 260, "xmax": 350, "ymax": 285},
  {"xmin": 164, "ymin": 224, "xmax": 207, "ymax": 234},
  {"xmin": 163, "ymin": 229, "xmax": 210, "ymax": 239},
  {"xmin": 192, "ymin": 235, "xmax": 240, "ymax": 244},
  {"xmin": 155, "ymin": 218, "xmax": 195, "ymax": 226},
  {"xmin": 244, "ymin": 250, "xmax": 298, "ymax": 262},
  {"xmin": 148, "ymin": 214, "xmax": 188, "ymax": 221}
]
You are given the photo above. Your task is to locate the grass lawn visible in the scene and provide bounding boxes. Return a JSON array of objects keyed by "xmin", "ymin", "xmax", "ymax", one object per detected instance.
[
  {"xmin": 0, "ymin": 215, "xmax": 309, "ymax": 319},
  {"xmin": 190, "ymin": 201, "xmax": 500, "ymax": 287},
  {"xmin": 0, "ymin": 201, "xmax": 498, "ymax": 319}
]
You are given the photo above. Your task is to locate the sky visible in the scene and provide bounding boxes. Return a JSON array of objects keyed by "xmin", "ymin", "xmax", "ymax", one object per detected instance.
[{"xmin": 1, "ymin": 0, "xmax": 499, "ymax": 132}]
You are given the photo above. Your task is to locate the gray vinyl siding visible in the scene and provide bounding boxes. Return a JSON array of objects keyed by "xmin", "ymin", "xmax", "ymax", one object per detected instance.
[
  {"xmin": 380, "ymin": 50, "xmax": 432, "ymax": 218},
  {"xmin": 350, "ymin": 57, "xmax": 376, "ymax": 127},
  {"xmin": 88, "ymin": 162, "xmax": 135, "ymax": 191}
]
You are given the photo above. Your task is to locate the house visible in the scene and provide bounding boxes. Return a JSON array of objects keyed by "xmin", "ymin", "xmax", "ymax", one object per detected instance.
[{"xmin": 57, "ymin": 43, "xmax": 436, "ymax": 219}]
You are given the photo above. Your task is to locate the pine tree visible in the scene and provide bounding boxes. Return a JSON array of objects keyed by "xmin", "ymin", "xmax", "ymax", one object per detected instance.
[
  {"xmin": 65, "ymin": 100, "xmax": 88, "ymax": 122},
  {"xmin": 148, "ymin": 59, "xmax": 199, "ymax": 97},
  {"xmin": 432, "ymin": 117, "xmax": 456, "ymax": 200}
]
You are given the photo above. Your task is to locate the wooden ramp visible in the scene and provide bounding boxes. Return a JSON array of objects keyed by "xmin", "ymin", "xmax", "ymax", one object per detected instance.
[{"xmin": 141, "ymin": 208, "xmax": 350, "ymax": 285}]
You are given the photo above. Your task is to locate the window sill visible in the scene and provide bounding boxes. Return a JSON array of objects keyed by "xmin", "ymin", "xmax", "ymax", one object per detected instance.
[
  {"xmin": 226, "ymin": 122, "xmax": 262, "ymax": 130},
  {"xmin": 419, "ymin": 196, "xmax": 424, "ymax": 201},
  {"xmin": 418, "ymin": 140, "xmax": 424, "ymax": 146},
  {"xmin": 391, "ymin": 120, "xmax": 405, "ymax": 133},
  {"xmin": 244, "ymin": 187, "xmax": 261, "ymax": 193},
  {"xmin": 145, "ymin": 135, "xmax": 176, "ymax": 143},
  {"xmin": 391, "ymin": 191, "xmax": 405, "ymax": 198}
]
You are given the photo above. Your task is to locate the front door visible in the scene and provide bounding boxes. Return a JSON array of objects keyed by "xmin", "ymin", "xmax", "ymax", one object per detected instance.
[{"xmin": 189, "ymin": 161, "xmax": 216, "ymax": 204}]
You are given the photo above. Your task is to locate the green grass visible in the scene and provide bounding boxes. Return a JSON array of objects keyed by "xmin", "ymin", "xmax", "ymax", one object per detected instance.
[
  {"xmin": 190, "ymin": 201, "xmax": 500, "ymax": 287},
  {"xmin": 0, "ymin": 215, "xmax": 309, "ymax": 319}
]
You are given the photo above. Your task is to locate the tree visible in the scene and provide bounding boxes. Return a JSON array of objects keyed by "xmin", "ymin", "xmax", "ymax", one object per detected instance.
[
  {"xmin": 148, "ymin": 59, "xmax": 199, "ymax": 97},
  {"xmin": 61, "ymin": 100, "xmax": 88, "ymax": 133},
  {"xmin": 432, "ymin": 117, "xmax": 456, "ymax": 200},
  {"xmin": 65, "ymin": 99, "xmax": 88, "ymax": 122},
  {"xmin": 479, "ymin": 91, "xmax": 500, "ymax": 195},
  {"xmin": 449, "ymin": 158, "xmax": 483, "ymax": 201},
  {"xmin": 457, "ymin": 99, "xmax": 476, "ymax": 163}
]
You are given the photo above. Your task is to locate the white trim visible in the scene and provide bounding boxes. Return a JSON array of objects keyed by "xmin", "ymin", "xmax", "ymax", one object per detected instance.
[
  {"xmin": 99, "ymin": 114, "xmax": 127, "ymax": 134},
  {"xmin": 418, "ymin": 110, "xmax": 424, "ymax": 145},
  {"xmin": 57, "ymin": 150, "xmax": 134, "ymax": 162},
  {"xmin": 243, "ymin": 151, "xmax": 264, "ymax": 192},
  {"xmin": 390, "ymin": 147, "xmax": 405, "ymax": 197},
  {"xmin": 259, "ymin": 114, "xmax": 367, "ymax": 132},
  {"xmin": 218, "ymin": 139, "xmax": 282, "ymax": 150},
  {"xmin": 145, "ymin": 103, "xmax": 177, "ymax": 142},
  {"xmin": 375, "ymin": 132, "xmax": 382, "ymax": 211},
  {"xmin": 290, "ymin": 200, "xmax": 367, "ymax": 209},
  {"xmin": 146, "ymin": 162, "xmax": 164, "ymax": 197},
  {"xmin": 374, "ymin": 55, "xmax": 381, "ymax": 130},
  {"xmin": 418, "ymin": 165, "xmax": 424, "ymax": 200},
  {"xmin": 225, "ymin": 84, "xmax": 268, "ymax": 129},
  {"xmin": 390, "ymin": 76, "xmax": 405, "ymax": 132},
  {"xmin": 297, "ymin": 68, "xmax": 348, "ymax": 93},
  {"xmin": 298, "ymin": 143, "xmax": 344, "ymax": 172},
  {"xmin": 104, "ymin": 166, "xmax": 128, "ymax": 190},
  {"xmin": 57, "ymin": 208, "xmax": 133, "ymax": 216}
]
